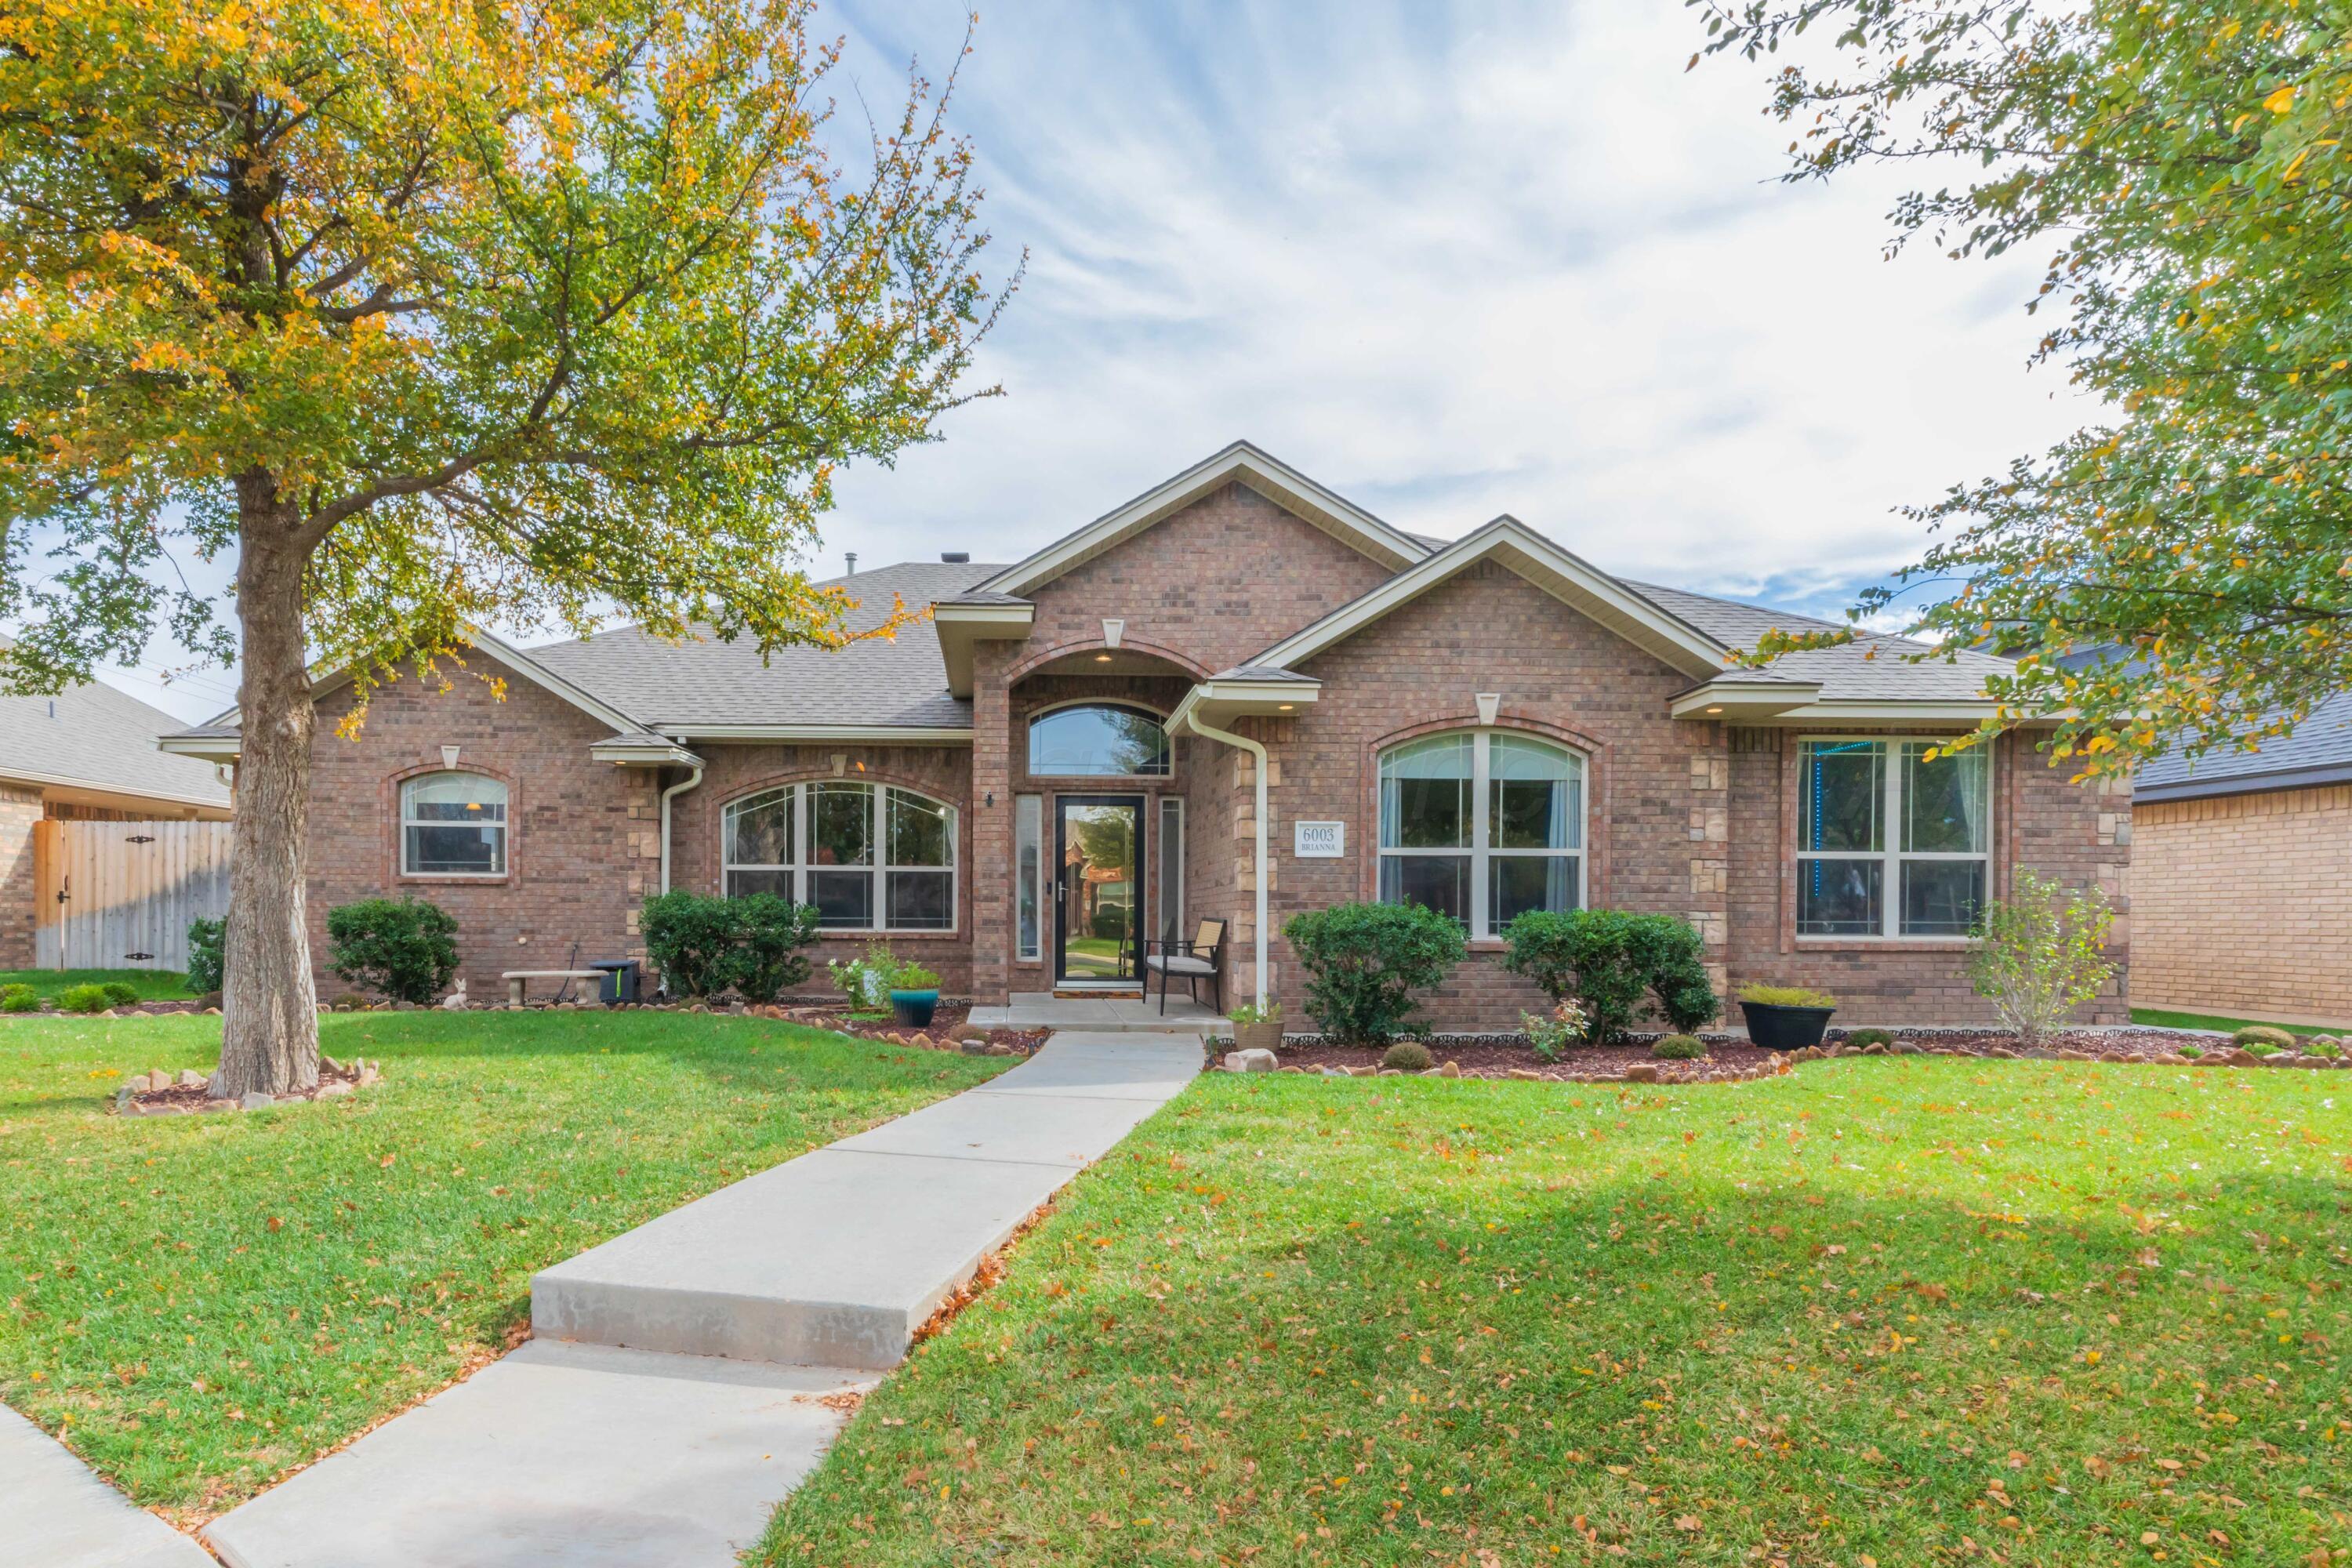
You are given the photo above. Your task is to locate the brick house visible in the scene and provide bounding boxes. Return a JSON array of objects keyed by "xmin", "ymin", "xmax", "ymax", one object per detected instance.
[
  {"xmin": 162, "ymin": 444, "xmax": 2130, "ymax": 1027},
  {"xmin": 2127, "ymin": 690, "xmax": 2350, "ymax": 1028}
]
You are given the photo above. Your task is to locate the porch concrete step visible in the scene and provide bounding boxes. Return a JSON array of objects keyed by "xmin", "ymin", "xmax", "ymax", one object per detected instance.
[{"xmin": 530, "ymin": 1036, "xmax": 1200, "ymax": 1370}]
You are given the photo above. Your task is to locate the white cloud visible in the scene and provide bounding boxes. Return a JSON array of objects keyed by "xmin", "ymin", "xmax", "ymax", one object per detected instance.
[{"xmin": 79, "ymin": 0, "xmax": 2096, "ymax": 720}]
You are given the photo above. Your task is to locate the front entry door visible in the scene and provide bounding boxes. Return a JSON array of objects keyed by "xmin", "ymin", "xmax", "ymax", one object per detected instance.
[{"xmin": 1054, "ymin": 796, "xmax": 1144, "ymax": 985}]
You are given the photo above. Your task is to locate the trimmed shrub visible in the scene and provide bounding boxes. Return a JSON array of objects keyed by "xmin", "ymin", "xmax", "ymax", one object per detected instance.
[
  {"xmin": 59, "ymin": 983, "xmax": 112, "ymax": 1014},
  {"xmin": 1501, "ymin": 910, "xmax": 1718, "ymax": 1042},
  {"xmin": 731, "ymin": 895, "xmax": 822, "ymax": 1003},
  {"xmin": 0, "ymin": 982, "xmax": 32, "ymax": 1004},
  {"xmin": 1382, "ymin": 1040, "xmax": 1434, "ymax": 1072},
  {"xmin": 326, "ymin": 897, "xmax": 460, "ymax": 1005},
  {"xmin": 1651, "ymin": 1033, "xmax": 1708, "ymax": 1060},
  {"xmin": 0, "ymin": 989, "xmax": 39, "ymax": 1014},
  {"xmin": 1842, "ymin": 1026, "xmax": 1896, "ymax": 1049},
  {"xmin": 641, "ymin": 891, "xmax": 821, "ymax": 1003},
  {"xmin": 641, "ymin": 891, "xmax": 742, "ymax": 1000},
  {"xmin": 2177, "ymin": 1043, "xmax": 2204, "ymax": 1059},
  {"xmin": 2231, "ymin": 1025, "xmax": 2297, "ymax": 1051},
  {"xmin": 185, "ymin": 916, "xmax": 226, "ymax": 994},
  {"xmin": 100, "ymin": 982, "xmax": 140, "ymax": 1009},
  {"xmin": 2306, "ymin": 1039, "xmax": 2343, "ymax": 1059},
  {"xmin": 1283, "ymin": 901, "xmax": 1467, "ymax": 1046},
  {"xmin": 1737, "ymin": 982, "xmax": 1838, "ymax": 1009}
]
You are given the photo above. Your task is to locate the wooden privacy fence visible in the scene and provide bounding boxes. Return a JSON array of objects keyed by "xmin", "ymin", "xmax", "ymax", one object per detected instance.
[{"xmin": 34, "ymin": 819, "xmax": 234, "ymax": 971}]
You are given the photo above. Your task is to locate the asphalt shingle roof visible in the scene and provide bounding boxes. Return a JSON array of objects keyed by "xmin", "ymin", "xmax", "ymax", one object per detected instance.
[
  {"xmin": 2136, "ymin": 687, "xmax": 2352, "ymax": 798},
  {"xmin": 0, "ymin": 670, "xmax": 234, "ymax": 808},
  {"xmin": 525, "ymin": 561, "xmax": 1004, "ymax": 730},
  {"xmin": 1623, "ymin": 580, "xmax": 2013, "ymax": 702}
]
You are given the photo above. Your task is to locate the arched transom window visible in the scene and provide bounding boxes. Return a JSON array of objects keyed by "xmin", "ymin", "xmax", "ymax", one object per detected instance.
[
  {"xmin": 723, "ymin": 781, "xmax": 956, "ymax": 931},
  {"xmin": 401, "ymin": 771, "xmax": 508, "ymax": 876},
  {"xmin": 1027, "ymin": 703, "xmax": 1171, "ymax": 777},
  {"xmin": 1377, "ymin": 731, "xmax": 1584, "ymax": 938}
]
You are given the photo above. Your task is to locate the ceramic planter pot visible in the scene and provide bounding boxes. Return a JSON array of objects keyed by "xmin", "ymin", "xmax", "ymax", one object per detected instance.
[
  {"xmin": 1231, "ymin": 1018, "xmax": 1283, "ymax": 1055},
  {"xmin": 1740, "ymin": 1000, "xmax": 1835, "ymax": 1051},
  {"xmin": 890, "ymin": 989, "xmax": 939, "ymax": 1029}
]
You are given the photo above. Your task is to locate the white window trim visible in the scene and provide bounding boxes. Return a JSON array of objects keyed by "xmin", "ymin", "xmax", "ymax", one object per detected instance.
[
  {"xmin": 1375, "ymin": 728, "xmax": 1585, "ymax": 940},
  {"xmin": 399, "ymin": 771, "xmax": 509, "ymax": 879},
  {"xmin": 1795, "ymin": 735, "xmax": 1991, "ymax": 942},
  {"xmin": 1024, "ymin": 699, "xmax": 1175, "ymax": 780},
  {"xmin": 721, "ymin": 781, "xmax": 959, "ymax": 934}
]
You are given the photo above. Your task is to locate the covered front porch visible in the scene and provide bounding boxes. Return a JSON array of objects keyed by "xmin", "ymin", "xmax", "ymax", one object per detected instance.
[{"xmin": 969, "ymin": 990, "xmax": 1229, "ymax": 1037}]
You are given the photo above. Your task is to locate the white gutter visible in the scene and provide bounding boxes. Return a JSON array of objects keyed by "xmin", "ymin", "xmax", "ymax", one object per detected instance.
[
  {"xmin": 1175, "ymin": 708, "xmax": 1269, "ymax": 1009},
  {"xmin": 659, "ymin": 765, "xmax": 705, "ymax": 894}
]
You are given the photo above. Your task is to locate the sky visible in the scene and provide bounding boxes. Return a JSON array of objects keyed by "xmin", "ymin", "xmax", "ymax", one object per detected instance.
[{"xmin": 71, "ymin": 0, "xmax": 2094, "ymax": 724}]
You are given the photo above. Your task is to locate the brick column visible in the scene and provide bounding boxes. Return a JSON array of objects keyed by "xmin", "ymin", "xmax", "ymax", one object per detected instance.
[
  {"xmin": 0, "ymin": 786, "xmax": 43, "ymax": 970},
  {"xmin": 968, "ymin": 644, "xmax": 1014, "ymax": 1003}
]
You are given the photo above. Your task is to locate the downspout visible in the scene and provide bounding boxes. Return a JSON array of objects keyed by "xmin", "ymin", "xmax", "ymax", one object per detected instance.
[
  {"xmin": 1178, "ymin": 710, "xmax": 1269, "ymax": 1009},
  {"xmin": 659, "ymin": 765, "xmax": 705, "ymax": 895}
]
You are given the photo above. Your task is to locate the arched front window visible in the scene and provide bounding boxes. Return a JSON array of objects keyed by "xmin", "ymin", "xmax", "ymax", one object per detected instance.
[
  {"xmin": 401, "ymin": 771, "xmax": 508, "ymax": 876},
  {"xmin": 1377, "ymin": 731, "xmax": 1582, "ymax": 937},
  {"xmin": 1027, "ymin": 703, "xmax": 1171, "ymax": 777},
  {"xmin": 722, "ymin": 781, "xmax": 956, "ymax": 931}
]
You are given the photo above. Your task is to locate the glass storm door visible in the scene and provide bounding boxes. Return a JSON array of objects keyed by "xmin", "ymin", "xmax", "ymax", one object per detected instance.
[{"xmin": 1054, "ymin": 797, "xmax": 1143, "ymax": 984}]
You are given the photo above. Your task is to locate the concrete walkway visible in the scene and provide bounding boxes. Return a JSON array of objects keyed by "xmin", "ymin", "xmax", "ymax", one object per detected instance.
[
  {"xmin": 0, "ymin": 1404, "xmax": 215, "ymax": 1568},
  {"xmin": 204, "ymin": 1032, "xmax": 1200, "ymax": 1568},
  {"xmin": 969, "ymin": 989, "xmax": 1229, "ymax": 1035}
]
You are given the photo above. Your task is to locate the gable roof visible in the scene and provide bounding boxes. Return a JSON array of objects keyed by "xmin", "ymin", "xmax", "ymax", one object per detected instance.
[
  {"xmin": 529, "ymin": 560, "xmax": 1000, "ymax": 735},
  {"xmin": 971, "ymin": 441, "xmax": 1430, "ymax": 599},
  {"xmin": 1243, "ymin": 515, "xmax": 1731, "ymax": 681},
  {"xmin": 0, "ymin": 666, "xmax": 234, "ymax": 810}
]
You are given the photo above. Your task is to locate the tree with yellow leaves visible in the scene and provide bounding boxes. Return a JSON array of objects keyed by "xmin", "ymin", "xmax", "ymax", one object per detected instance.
[
  {"xmin": 0, "ymin": 0, "xmax": 1011, "ymax": 1094},
  {"xmin": 1695, "ymin": 0, "xmax": 2350, "ymax": 778}
]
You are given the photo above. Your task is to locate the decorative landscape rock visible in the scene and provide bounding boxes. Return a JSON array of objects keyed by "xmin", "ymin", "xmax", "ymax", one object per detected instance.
[
  {"xmin": 109, "ymin": 1057, "xmax": 386, "ymax": 1118},
  {"xmin": 1222, "ymin": 1047, "xmax": 1279, "ymax": 1073}
]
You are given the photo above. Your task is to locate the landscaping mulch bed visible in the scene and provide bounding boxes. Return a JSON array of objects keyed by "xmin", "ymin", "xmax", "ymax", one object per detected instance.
[
  {"xmin": 1263, "ymin": 1024, "xmax": 2351, "ymax": 1084},
  {"xmin": 768, "ymin": 1003, "xmax": 1049, "ymax": 1056},
  {"xmin": 111, "ymin": 1054, "xmax": 383, "ymax": 1116}
]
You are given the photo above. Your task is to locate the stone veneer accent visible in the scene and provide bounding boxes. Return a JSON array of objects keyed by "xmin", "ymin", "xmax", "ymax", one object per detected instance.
[{"xmin": 2132, "ymin": 783, "xmax": 2349, "ymax": 1026}]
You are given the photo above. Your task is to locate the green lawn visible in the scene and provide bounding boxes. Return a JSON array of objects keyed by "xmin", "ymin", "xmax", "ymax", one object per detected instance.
[
  {"xmin": 0, "ymin": 1009, "xmax": 1006, "ymax": 1516},
  {"xmin": 2133, "ymin": 1005, "xmax": 2350, "ymax": 1037},
  {"xmin": 761, "ymin": 1060, "xmax": 2352, "ymax": 1566},
  {"xmin": 0, "ymin": 967, "xmax": 196, "ymax": 1002}
]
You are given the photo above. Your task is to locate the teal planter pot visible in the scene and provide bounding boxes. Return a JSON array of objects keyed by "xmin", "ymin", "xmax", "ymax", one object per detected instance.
[{"xmin": 890, "ymin": 989, "xmax": 939, "ymax": 1029}]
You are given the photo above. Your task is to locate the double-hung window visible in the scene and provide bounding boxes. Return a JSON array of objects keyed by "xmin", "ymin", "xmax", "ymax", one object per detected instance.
[
  {"xmin": 1797, "ymin": 739, "xmax": 1990, "ymax": 938},
  {"xmin": 722, "ymin": 781, "xmax": 956, "ymax": 931},
  {"xmin": 400, "ymin": 771, "xmax": 507, "ymax": 876},
  {"xmin": 1377, "ymin": 731, "xmax": 1583, "ymax": 938}
]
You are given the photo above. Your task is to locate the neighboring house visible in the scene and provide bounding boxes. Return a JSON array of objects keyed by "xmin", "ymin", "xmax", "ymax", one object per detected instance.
[
  {"xmin": 0, "ymin": 664, "xmax": 235, "ymax": 968},
  {"xmin": 2128, "ymin": 689, "xmax": 2352, "ymax": 1027},
  {"xmin": 162, "ymin": 443, "xmax": 2130, "ymax": 1028}
]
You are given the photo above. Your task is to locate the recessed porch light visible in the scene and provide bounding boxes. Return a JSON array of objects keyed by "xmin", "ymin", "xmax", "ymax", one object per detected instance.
[
  {"xmin": 1277, "ymin": 703, "xmax": 1294, "ymax": 710},
  {"xmin": 1094, "ymin": 652, "xmax": 1113, "ymax": 662},
  {"xmin": 1706, "ymin": 706, "xmax": 1723, "ymax": 714}
]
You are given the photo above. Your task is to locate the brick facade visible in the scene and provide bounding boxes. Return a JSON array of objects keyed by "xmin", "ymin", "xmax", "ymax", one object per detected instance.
[
  {"xmin": 305, "ymin": 657, "xmax": 653, "ymax": 1001},
  {"xmin": 295, "ymin": 482, "xmax": 2129, "ymax": 1029},
  {"xmin": 2131, "ymin": 785, "xmax": 2349, "ymax": 1026}
]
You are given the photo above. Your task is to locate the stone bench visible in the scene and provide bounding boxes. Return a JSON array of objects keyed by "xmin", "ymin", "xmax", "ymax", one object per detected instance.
[{"xmin": 503, "ymin": 970, "xmax": 608, "ymax": 1007}]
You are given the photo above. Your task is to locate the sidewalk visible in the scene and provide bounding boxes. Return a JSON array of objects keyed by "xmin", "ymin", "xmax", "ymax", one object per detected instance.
[
  {"xmin": 204, "ymin": 1032, "xmax": 1201, "ymax": 1568},
  {"xmin": 0, "ymin": 1405, "xmax": 214, "ymax": 1568}
]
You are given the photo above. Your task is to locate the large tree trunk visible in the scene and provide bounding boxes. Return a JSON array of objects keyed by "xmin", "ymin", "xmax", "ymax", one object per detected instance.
[{"xmin": 212, "ymin": 487, "xmax": 320, "ymax": 1098}]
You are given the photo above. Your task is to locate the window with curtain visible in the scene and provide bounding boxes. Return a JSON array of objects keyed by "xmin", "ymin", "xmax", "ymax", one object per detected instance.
[
  {"xmin": 1026, "ymin": 703, "xmax": 1171, "ymax": 776},
  {"xmin": 400, "ymin": 771, "xmax": 508, "ymax": 875},
  {"xmin": 722, "ymin": 781, "xmax": 956, "ymax": 931},
  {"xmin": 1377, "ymin": 731, "xmax": 1582, "ymax": 938},
  {"xmin": 1798, "ymin": 739, "xmax": 1989, "ymax": 938}
]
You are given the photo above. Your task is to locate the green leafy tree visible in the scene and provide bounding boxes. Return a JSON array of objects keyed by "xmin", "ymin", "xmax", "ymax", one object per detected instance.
[
  {"xmin": 1693, "ymin": 0, "xmax": 2351, "ymax": 777},
  {"xmin": 0, "ymin": 0, "xmax": 1011, "ymax": 1094}
]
